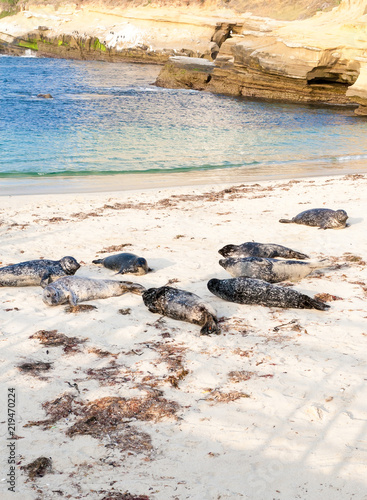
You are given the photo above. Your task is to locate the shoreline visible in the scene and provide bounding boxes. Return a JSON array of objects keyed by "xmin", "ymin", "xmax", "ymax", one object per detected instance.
[{"xmin": 2, "ymin": 159, "xmax": 367, "ymax": 196}]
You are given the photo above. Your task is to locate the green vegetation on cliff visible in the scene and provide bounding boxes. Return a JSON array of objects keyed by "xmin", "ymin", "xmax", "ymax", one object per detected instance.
[{"xmin": 0, "ymin": 0, "xmax": 19, "ymax": 18}]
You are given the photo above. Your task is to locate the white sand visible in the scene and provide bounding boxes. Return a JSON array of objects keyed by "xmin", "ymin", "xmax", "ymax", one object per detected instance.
[{"xmin": 1, "ymin": 173, "xmax": 367, "ymax": 499}]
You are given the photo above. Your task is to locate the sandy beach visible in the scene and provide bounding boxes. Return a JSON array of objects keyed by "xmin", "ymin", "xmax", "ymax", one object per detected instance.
[{"xmin": 1, "ymin": 173, "xmax": 367, "ymax": 499}]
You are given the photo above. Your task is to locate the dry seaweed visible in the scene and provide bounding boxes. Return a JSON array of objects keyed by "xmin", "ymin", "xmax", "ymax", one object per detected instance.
[
  {"xmin": 343, "ymin": 253, "xmax": 366, "ymax": 265},
  {"xmin": 314, "ymin": 293, "xmax": 343, "ymax": 302},
  {"xmin": 85, "ymin": 362, "xmax": 131, "ymax": 386},
  {"xmin": 66, "ymin": 395, "xmax": 179, "ymax": 439},
  {"xmin": 100, "ymin": 492, "xmax": 150, "ymax": 500},
  {"xmin": 64, "ymin": 304, "xmax": 98, "ymax": 313},
  {"xmin": 17, "ymin": 361, "xmax": 52, "ymax": 377},
  {"xmin": 98, "ymin": 244, "xmax": 132, "ymax": 253},
  {"xmin": 21, "ymin": 457, "xmax": 52, "ymax": 479},
  {"xmin": 167, "ymin": 369, "xmax": 190, "ymax": 388},
  {"xmin": 144, "ymin": 341, "xmax": 190, "ymax": 388},
  {"xmin": 88, "ymin": 347, "xmax": 119, "ymax": 358},
  {"xmin": 119, "ymin": 308, "xmax": 131, "ymax": 315},
  {"xmin": 228, "ymin": 371, "xmax": 255, "ymax": 383},
  {"xmin": 105, "ymin": 427, "xmax": 153, "ymax": 455},
  {"xmin": 25, "ymin": 393, "xmax": 76, "ymax": 428},
  {"xmin": 218, "ymin": 316, "xmax": 250, "ymax": 336},
  {"xmin": 30, "ymin": 329, "xmax": 87, "ymax": 353},
  {"xmin": 205, "ymin": 390, "xmax": 251, "ymax": 403}
]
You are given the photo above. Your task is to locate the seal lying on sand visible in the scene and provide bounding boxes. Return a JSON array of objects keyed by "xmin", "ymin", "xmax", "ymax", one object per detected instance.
[
  {"xmin": 0, "ymin": 257, "xmax": 80, "ymax": 287},
  {"xmin": 43, "ymin": 276, "xmax": 145, "ymax": 306},
  {"xmin": 92, "ymin": 252, "xmax": 150, "ymax": 275},
  {"xmin": 279, "ymin": 208, "xmax": 348, "ymax": 229},
  {"xmin": 142, "ymin": 286, "xmax": 220, "ymax": 335},
  {"xmin": 219, "ymin": 257, "xmax": 327, "ymax": 283},
  {"xmin": 218, "ymin": 242, "xmax": 308, "ymax": 260},
  {"xmin": 207, "ymin": 277, "xmax": 330, "ymax": 311}
]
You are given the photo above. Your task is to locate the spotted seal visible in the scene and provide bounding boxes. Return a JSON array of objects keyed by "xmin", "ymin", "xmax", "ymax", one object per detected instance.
[
  {"xmin": 0, "ymin": 257, "xmax": 80, "ymax": 287},
  {"xmin": 142, "ymin": 286, "xmax": 220, "ymax": 335},
  {"xmin": 279, "ymin": 208, "xmax": 348, "ymax": 229},
  {"xmin": 218, "ymin": 242, "xmax": 309, "ymax": 260},
  {"xmin": 219, "ymin": 257, "xmax": 327, "ymax": 283},
  {"xmin": 207, "ymin": 277, "xmax": 330, "ymax": 311},
  {"xmin": 92, "ymin": 252, "xmax": 150, "ymax": 275},
  {"xmin": 42, "ymin": 276, "xmax": 145, "ymax": 306}
]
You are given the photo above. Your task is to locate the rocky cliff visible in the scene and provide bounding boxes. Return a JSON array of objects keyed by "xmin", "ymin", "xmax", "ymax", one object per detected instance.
[
  {"xmin": 156, "ymin": 0, "xmax": 367, "ymax": 115},
  {"xmin": 1, "ymin": 0, "xmax": 367, "ymax": 114}
]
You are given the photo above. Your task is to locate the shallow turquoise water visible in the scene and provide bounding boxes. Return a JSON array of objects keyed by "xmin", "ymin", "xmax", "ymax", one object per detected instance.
[{"xmin": 1, "ymin": 54, "xmax": 367, "ymax": 180}]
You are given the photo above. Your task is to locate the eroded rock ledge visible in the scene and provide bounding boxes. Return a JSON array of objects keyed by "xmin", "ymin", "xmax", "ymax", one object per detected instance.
[{"xmin": 156, "ymin": 5, "xmax": 367, "ymax": 115}]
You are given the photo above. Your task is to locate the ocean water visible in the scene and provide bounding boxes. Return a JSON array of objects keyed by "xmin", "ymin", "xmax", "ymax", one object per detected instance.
[{"xmin": 1, "ymin": 54, "xmax": 367, "ymax": 191}]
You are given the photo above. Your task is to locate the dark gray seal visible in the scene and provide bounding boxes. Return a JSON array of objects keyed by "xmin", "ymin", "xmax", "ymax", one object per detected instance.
[
  {"xmin": 42, "ymin": 276, "xmax": 145, "ymax": 306},
  {"xmin": 218, "ymin": 242, "xmax": 309, "ymax": 260},
  {"xmin": 207, "ymin": 277, "xmax": 330, "ymax": 311},
  {"xmin": 219, "ymin": 257, "xmax": 327, "ymax": 283},
  {"xmin": 92, "ymin": 252, "xmax": 150, "ymax": 275},
  {"xmin": 0, "ymin": 257, "xmax": 80, "ymax": 287},
  {"xmin": 142, "ymin": 286, "xmax": 219, "ymax": 335},
  {"xmin": 279, "ymin": 208, "xmax": 348, "ymax": 229}
]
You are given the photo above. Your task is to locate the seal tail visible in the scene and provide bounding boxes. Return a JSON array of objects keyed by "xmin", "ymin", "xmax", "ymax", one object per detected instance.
[
  {"xmin": 279, "ymin": 218, "xmax": 293, "ymax": 224},
  {"xmin": 92, "ymin": 259, "xmax": 103, "ymax": 265},
  {"xmin": 200, "ymin": 316, "xmax": 220, "ymax": 335},
  {"xmin": 302, "ymin": 295, "xmax": 330, "ymax": 311},
  {"xmin": 119, "ymin": 281, "xmax": 146, "ymax": 296}
]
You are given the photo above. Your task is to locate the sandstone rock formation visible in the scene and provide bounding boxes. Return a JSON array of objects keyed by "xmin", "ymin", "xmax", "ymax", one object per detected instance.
[
  {"xmin": 155, "ymin": 1, "xmax": 367, "ymax": 114},
  {"xmin": 1, "ymin": 0, "xmax": 367, "ymax": 114}
]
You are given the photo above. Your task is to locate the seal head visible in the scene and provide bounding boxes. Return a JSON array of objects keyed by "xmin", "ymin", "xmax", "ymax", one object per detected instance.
[{"xmin": 59, "ymin": 256, "xmax": 81, "ymax": 275}]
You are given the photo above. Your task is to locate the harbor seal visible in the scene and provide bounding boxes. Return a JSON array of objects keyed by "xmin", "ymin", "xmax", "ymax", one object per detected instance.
[
  {"xmin": 0, "ymin": 257, "xmax": 80, "ymax": 287},
  {"xmin": 42, "ymin": 276, "xmax": 145, "ymax": 306},
  {"xmin": 279, "ymin": 208, "xmax": 348, "ymax": 229},
  {"xmin": 207, "ymin": 277, "xmax": 330, "ymax": 311},
  {"xmin": 92, "ymin": 252, "xmax": 150, "ymax": 275},
  {"xmin": 218, "ymin": 242, "xmax": 309, "ymax": 260},
  {"xmin": 219, "ymin": 257, "xmax": 328, "ymax": 283},
  {"xmin": 142, "ymin": 286, "xmax": 220, "ymax": 335}
]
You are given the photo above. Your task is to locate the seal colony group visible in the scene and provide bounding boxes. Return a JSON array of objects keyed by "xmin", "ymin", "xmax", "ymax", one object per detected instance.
[{"xmin": 0, "ymin": 207, "xmax": 349, "ymax": 335}]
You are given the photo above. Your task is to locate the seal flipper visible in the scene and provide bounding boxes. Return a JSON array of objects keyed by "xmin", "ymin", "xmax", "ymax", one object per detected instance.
[
  {"xmin": 291, "ymin": 251, "xmax": 310, "ymax": 260},
  {"xmin": 68, "ymin": 290, "xmax": 79, "ymax": 306},
  {"xmin": 119, "ymin": 281, "xmax": 146, "ymax": 296},
  {"xmin": 40, "ymin": 272, "xmax": 53, "ymax": 288},
  {"xmin": 301, "ymin": 295, "xmax": 330, "ymax": 311},
  {"xmin": 92, "ymin": 258, "xmax": 103, "ymax": 265},
  {"xmin": 279, "ymin": 218, "xmax": 293, "ymax": 224}
]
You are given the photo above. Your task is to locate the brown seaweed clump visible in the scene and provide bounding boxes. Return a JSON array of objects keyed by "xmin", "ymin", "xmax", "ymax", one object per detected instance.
[
  {"xmin": 17, "ymin": 361, "xmax": 52, "ymax": 378},
  {"xmin": 85, "ymin": 362, "xmax": 131, "ymax": 386},
  {"xmin": 21, "ymin": 457, "xmax": 52, "ymax": 479},
  {"xmin": 30, "ymin": 329, "xmax": 87, "ymax": 353},
  {"xmin": 205, "ymin": 390, "xmax": 250, "ymax": 404},
  {"xmin": 65, "ymin": 304, "xmax": 98, "ymax": 313},
  {"xmin": 25, "ymin": 393, "xmax": 76, "ymax": 429},
  {"xmin": 100, "ymin": 491, "xmax": 150, "ymax": 500},
  {"xmin": 228, "ymin": 371, "xmax": 255, "ymax": 383},
  {"xmin": 67, "ymin": 395, "xmax": 180, "ymax": 440},
  {"xmin": 314, "ymin": 293, "xmax": 343, "ymax": 302}
]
